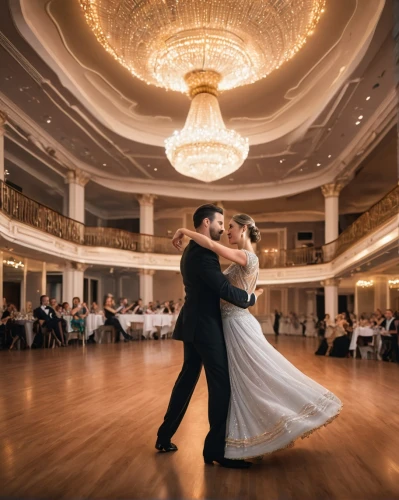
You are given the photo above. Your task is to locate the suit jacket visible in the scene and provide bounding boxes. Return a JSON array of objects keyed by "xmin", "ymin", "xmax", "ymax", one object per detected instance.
[
  {"xmin": 173, "ymin": 240, "xmax": 256, "ymax": 344},
  {"xmin": 34, "ymin": 306, "xmax": 57, "ymax": 325},
  {"xmin": 380, "ymin": 317, "xmax": 397, "ymax": 333}
]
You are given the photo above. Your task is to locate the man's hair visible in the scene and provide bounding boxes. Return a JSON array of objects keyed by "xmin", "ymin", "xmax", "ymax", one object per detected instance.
[
  {"xmin": 40, "ymin": 295, "xmax": 48, "ymax": 304},
  {"xmin": 386, "ymin": 308, "xmax": 393, "ymax": 313},
  {"xmin": 193, "ymin": 204, "xmax": 223, "ymax": 228}
]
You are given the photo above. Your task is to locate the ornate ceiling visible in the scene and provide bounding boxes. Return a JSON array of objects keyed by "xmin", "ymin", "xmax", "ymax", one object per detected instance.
[{"xmin": 0, "ymin": 0, "xmax": 396, "ymax": 203}]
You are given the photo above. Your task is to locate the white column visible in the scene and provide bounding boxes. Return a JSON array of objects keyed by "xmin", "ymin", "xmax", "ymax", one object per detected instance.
[
  {"xmin": 41, "ymin": 262, "xmax": 47, "ymax": 295},
  {"xmin": 0, "ymin": 111, "xmax": 6, "ymax": 182},
  {"xmin": 20, "ymin": 258, "xmax": 28, "ymax": 311},
  {"xmin": 139, "ymin": 269, "xmax": 155, "ymax": 305},
  {"xmin": 294, "ymin": 288, "xmax": 300, "ymax": 315},
  {"xmin": 321, "ymin": 183, "xmax": 343, "ymax": 244},
  {"xmin": 65, "ymin": 170, "xmax": 89, "ymax": 224},
  {"xmin": 323, "ymin": 278, "xmax": 340, "ymax": 319},
  {"xmin": 265, "ymin": 287, "xmax": 271, "ymax": 314},
  {"xmin": 374, "ymin": 275, "xmax": 389, "ymax": 310},
  {"xmin": 281, "ymin": 288, "xmax": 288, "ymax": 315},
  {"xmin": 63, "ymin": 263, "xmax": 86, "ymax": 303},
  {"xmin": 306, "ymin": 290, "xmax": 316, "ymax": 316},
  {"xmin": 137, "ymin": 195, "xmax": 156, "ymax": 235}
]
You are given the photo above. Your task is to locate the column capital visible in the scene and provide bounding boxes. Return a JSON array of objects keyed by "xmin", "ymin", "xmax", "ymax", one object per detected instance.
[
  {"xmin": 321, "ymin": 182, "xmax": 344, "ymax": 198},
  {"xmin": 65, "ymin": 261, "xmax": 89, "ymax": 272},
  {"xmin": 136, "ymin": 194, "xmax": 157, "ymax": 207},
  {"xmin": 138, "ymin": 268, "xmax": 156, "ymax": 276},
  {"xmin": 0, "ymin": 111, "xmax": 7, "ymax": 135},
  {"xmin": 65, "ymin": 169, "xmax": 90, "ymax": 187},
  {"xmin": 321, "ymin": 278, "xmax": 341, "ymax": 287}
]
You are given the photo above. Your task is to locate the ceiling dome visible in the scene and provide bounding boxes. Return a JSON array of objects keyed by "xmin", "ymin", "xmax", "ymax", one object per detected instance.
[{"xmin": 80, "ymin": 0, "xmax": 325, "ymax": 93}]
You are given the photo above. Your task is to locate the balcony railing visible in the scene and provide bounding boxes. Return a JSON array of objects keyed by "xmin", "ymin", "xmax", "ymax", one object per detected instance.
[
  {"xmin": 0, "ymin": 181, "xmax": 84, "ymax": 244},
  {"xmin": 0, "ymin": 180, "xmax": 397, "ymax": 267},
  {"xmin": 84, "ymin": 227, "xmax": 181, "ymax": 254}
]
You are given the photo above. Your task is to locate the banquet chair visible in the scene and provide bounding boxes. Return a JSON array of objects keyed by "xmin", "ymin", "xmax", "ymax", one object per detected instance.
[
  {"xmin": 357, "ymin": 335, "xmax": 377, "ymax": 360},
  {"xmin": 96, "ymin": 325, "xmax": 116, "ymax": 343}
]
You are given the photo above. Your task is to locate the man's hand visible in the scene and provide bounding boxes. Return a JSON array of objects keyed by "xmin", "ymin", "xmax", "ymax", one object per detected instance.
[
  {"xmin": 254, "ymin": 288, "xmax": 264, "ymax": 299},
  {"xmin": 172, "ymin": 229, "xmax": 185, "ymax": 251}
]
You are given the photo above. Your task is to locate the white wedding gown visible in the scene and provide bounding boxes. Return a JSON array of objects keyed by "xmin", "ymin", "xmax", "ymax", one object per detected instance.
[{"xmin": 222, "ymin": 250, "xmax": 342, "ymax": 460}]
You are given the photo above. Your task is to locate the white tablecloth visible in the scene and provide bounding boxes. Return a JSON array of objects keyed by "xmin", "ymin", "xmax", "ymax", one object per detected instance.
[
  {"xmin": 116, "ymin": 313, "xmax": 175, "ymax": 339},
  {"xmin": 85, "ymin": 314, "xmax": 105, "ymax": 339},
  {"xmin": 15, "ymin": 320, "xmax": 34, "ymax": 347},
  {"xmin": 349, "ymin": 326, "xmax": 376, "ymax": 351}
]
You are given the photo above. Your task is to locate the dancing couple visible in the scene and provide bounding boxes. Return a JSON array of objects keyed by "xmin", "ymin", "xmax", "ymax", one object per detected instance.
[{"xmin": 156, "ymin": 204, "xmax": 342, "ymax": 468}]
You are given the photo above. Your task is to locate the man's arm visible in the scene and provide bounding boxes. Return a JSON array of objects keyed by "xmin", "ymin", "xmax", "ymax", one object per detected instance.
[{"xmin": 199, "ymin": 250, "xmax": 256, "ymax": 309}]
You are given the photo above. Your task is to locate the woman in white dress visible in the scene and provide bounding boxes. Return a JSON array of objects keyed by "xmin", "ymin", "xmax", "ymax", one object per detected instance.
[{"xmin": 174, "ymin": 213, "xmax": 342, "ymax": 460}]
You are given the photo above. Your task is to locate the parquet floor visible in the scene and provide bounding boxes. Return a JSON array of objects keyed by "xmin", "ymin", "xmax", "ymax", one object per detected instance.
[{"xmin": 1, "ymin": 336, "xmax": 398, "ymax": 500}]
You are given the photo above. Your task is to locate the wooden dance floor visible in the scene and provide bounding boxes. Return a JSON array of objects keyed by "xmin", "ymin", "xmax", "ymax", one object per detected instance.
[{"xmin": 1, "ymin": 336, "xmax": 398, "ymax": 500}]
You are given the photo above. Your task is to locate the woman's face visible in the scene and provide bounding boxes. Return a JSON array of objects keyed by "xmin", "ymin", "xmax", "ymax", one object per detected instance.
[
  {"xmin": 105, "ymin": 298, "xmax": 112, "ymax": 307},
  {"xmin": 227, "ymin": 219, "xmax": 244, "ymax": 246},
  {"xmin": 138, "ymin": 300, "xmax": 142, "ymax": 306},
  {"xmin": 73, "ymin": 298, "xmax": 79, "ymax": 306}
]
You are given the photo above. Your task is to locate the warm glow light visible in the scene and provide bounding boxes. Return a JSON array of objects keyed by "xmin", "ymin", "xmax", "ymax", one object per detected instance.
[
  {"xmin": 80, "ymin": 0, "xmax": 325, "ymax": 182},
  {"xmin": 356, "ymin": 280, "xmax": 373, "ymax": 288},
  {"xmin": 388, "ymin": 279, "xmax": 399, "ymax": 289},
  {"xmin": 3, "ymin": 258, "xmax": 24, "ymax": 269}
]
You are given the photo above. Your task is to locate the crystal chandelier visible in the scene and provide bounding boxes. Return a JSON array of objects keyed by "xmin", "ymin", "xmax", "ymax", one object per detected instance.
[
  {"xmin": 3, "ymin": 257, "xmax": 24, "ymax": 269},
  {"xmin": 356, "ymin": 280, "xmax": 374, "ymax": 288},
  {"xmin": 80, "ymin": 0, "xmax": 325, "ymax": 182}
]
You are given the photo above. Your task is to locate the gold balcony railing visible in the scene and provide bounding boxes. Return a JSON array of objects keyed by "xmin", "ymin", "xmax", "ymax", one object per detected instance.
[
  {"xmin": 323, "ymin": 184, "xmax": 399, "ymax": 260},
  {"xmin": 0, "ymin": 180, "xmax": 397, "ymax": 266},
  {"xmin": 84, "ymin": 227, "xmax": 181, "ymax": 254},
  {"xmin": 0, "ymin": 181, "xmax": 84, "ymax": 244}
]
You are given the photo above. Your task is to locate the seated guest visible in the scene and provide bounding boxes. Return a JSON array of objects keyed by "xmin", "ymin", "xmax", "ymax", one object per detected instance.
[
  {"xmin": 23, "ymin": 301, "xmax": 34, "ymax": 316},
  {"xmin": 116, "ymin": 298, "xmax": 130, "ymax": 313},
  {"xmin": 90, "ymin": 301, "xmax": 101, "ymax": 314},
  {"xmin": 70, "ymin": 297, "xmax": 88, "ymax": 335},
  {"xmin": 329, "ymin": 319, "xmax": 350, "ymax": 358},
  {"xmin": 380, "ymin": 309, "xmax": 398, "ymax": 362},
  {"xmin": 163, "ymin": 301, "xmax": 174, "ymax": 314},
  {"xmin": 131, "ymin": 299, "xmax": 144, "ymax": 315},
  {"xmin": 145, "ymin": 302, "xmax": 155, "ymax": 314},
  {"xmin": 62, "ymin": 302, "xmax": 71, "ymax": 315},
  {"xmin": 2, "ymin": 304, "xmax": 26, "ymax": 350},
  {"xmin": 103, "ymin": 297, "xmax": 133, "ymax": 342},
  {"xmin": 174, "ymin": 298, "xmax": 183, "ymax": 314},
  {"xmin": 34, "ymin": 295, "xmax": 66, "ymax": 347},
  {"xmin": 50, "ymin": 298, "xmax": 61, "ymax": 316}
]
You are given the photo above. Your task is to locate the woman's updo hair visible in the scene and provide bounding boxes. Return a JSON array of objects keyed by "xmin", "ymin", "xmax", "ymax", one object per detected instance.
[{"xmin": 232, "ymin": 213, "xmax": 261, "ymax": 243}]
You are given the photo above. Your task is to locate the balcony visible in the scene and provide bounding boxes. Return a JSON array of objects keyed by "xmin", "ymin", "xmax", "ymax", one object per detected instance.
[{"xmin": 0, "ymin": 181, "xmax": 397, "ymax": 269}]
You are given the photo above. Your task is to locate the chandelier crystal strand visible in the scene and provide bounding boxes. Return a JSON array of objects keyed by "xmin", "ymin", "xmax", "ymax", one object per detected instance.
[{"xmin": 80, "ymin": 0, "xmax": 325, "ymax": 182}]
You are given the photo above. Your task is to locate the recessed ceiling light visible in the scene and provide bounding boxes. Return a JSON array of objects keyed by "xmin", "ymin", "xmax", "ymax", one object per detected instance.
[
  {"xmin": 279, "ymin": 159, "xmax": 285, "ymax": 164},
  {"xmin": 366, "ymin": 96, "xmax": 371, "ymax": 101},
  {"xmin": 328, "ymin": 154, "xmax": 332, "ymax": 158},
  {"xmin": 299, "ymin": 168, "xmax": 303, "ymax": 172},
  {"xmin": 358, "ymin": 115, "xmax": 363, "ymax": 120},
  {"xmin": 46, "ymin": 118, "xmax": 52, "ymax": 124},
  {"xmin": 229, "ymin": 178, "xmax": 234, "ymax": 181},
  {"xmin": 103, "ymin": 163, "xmax": 107, "ymax": 166},
  {"xmin": 356, "ymin": 121, "xmax": 361, "ymax": 125},
  {"xmin": 317, "ymin": 163, "xmax": 321, "ymax": 167},
  {"xmin": 154, "ymin": 168, "xmax": 158, "ymax": 171},
  {"xmin": 147, "ymin": 164, "xmax": 151, "ymax": 167}
]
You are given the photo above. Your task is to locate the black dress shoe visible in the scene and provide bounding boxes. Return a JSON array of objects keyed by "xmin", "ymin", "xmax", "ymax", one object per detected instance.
[
  {"xmin": 204, "ymin": 456, "xmax": 252, "ymax": 468},
  {"xmin": 155, "ymin": 439, "xmax": 178, "ymax": 452}
]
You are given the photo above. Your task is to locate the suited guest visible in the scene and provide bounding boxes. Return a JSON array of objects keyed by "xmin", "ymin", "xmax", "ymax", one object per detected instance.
[
  {"xmin": 273, "ymin": 309, "xmax": 280, "ymax": 336},
  {"xmin": 34, "ymin": 295, "xmax": 66, "ymax": 347},
  {"xmin": 380, "ymin": 309, "xmax": 398, "ymax": 362},
  {"xmin": 131, "ymin": 299, "xmax": 144, "ymax": 315}
]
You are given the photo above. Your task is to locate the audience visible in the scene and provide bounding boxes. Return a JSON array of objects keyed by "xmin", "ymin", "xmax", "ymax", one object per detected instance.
[{"xmin": 71, "ymin": 297, "xmax": 89, "ymax": 335}]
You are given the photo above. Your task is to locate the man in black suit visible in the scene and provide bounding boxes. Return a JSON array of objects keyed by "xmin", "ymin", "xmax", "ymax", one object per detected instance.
[
  {"xmin": 380, "ymin": 309, "xmax": 398, "ymax": 362},
  {"xmin": 156, "ymin": 204, "xmax": 261, "ymax": 469},
  {"xmin": 34, "ymin": 295, "xmax": 66, "ymax": 346}
]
